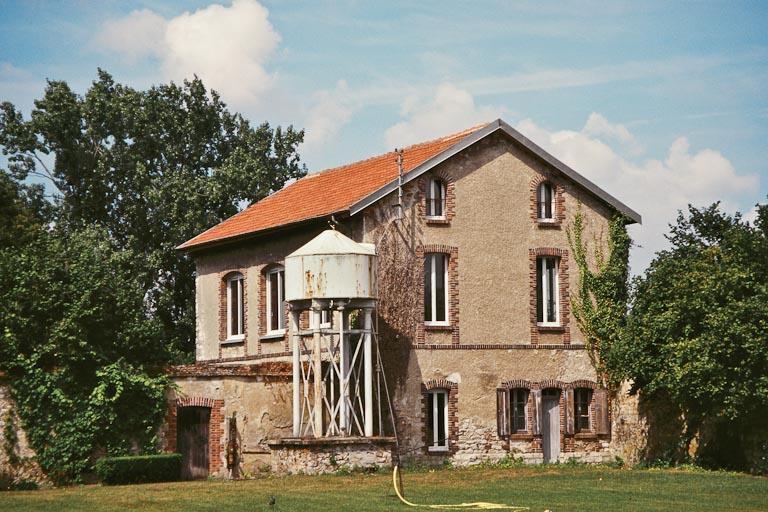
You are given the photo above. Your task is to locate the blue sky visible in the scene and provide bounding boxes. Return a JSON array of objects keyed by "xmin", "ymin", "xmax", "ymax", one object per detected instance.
[{"xmin": 1, "ymin": 0, "xmax": 767, "ymax": 272}]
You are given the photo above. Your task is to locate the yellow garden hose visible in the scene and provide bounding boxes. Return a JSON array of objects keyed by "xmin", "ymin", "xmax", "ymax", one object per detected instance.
[{"xmin": 392, "ymin": 465, "xmax": 529, "ymax": 511}]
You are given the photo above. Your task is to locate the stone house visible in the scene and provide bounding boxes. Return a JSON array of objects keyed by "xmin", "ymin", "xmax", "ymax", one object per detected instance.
[{"xmin": 166, "ymin": 119, "xmax": 643, "ymax": 477}]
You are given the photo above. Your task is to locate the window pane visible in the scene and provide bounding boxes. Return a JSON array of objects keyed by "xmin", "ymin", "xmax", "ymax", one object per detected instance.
[
  {"xmin": 544, "ymin": 184, "xmax": 552, "ymax": 218},
  {"xmin": 434, "ymin": 181, "xmax": 444, "ymax": 217},
  {"xmin": 237, "ymin": 279, "xmax": 244, "ymax": 334},
  {"xmin": 435, "ymin": 255, "xmax": 446, "ymax": 322},
  {"xmin": 269, "ymin": 272, "xmax": 279, "ymax": 330},
  {"xmin": 278, "ymin": 271, "xmax": 285, "ymax": 329},
  {"xmin": 426, "ymin": 393, "xmax": 435, "ymax": 446},
  {"xmin": 424, "ymin": 255, "xmax": 433, "ymax": 321},
  {"xmin": 546, "ymin": 258, "xmax": 557, "ymax": 323},
  {"xmin": 436, "ymin": 391, "xmax": 446, "ymax": 446},
  {"xmin": 229, "ymin": 280, "xmax": 239, "ymax": 336},
  {"xmin": 511, "ymin": 389, "xmax": 528, "ymax": 431},
  {"xmin": 536, "ymin": 259, "xmax": 544, "ymax": 322}
]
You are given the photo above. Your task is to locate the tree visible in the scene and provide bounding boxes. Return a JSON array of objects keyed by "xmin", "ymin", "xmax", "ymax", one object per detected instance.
[
  {"xmin": 0, "ymin": 172, "xmax": 49, "ymax": 249},
  {"xmin": 0, "ymin": 228, "xmax": 169, "ymax": 482},
  {"xmin": 620, "ymin": 202, "xmax": 768, "ymax": 470},
  {"xmin": 0, "ymin": 69, "xmax": 305, "ymax": 358}
]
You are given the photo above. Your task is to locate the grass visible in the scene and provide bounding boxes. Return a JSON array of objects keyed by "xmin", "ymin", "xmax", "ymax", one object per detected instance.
[{"xmin": 3, "ymin": 465, "xmax": 767, "ymax": 512}]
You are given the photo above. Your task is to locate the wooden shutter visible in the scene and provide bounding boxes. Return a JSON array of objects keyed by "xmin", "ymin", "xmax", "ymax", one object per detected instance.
[
  {"xmin": 564, "ymin": 388, "xmax": 575, "ymax": 435},
  {"xmin": 594, "ymin": 389, "xmax": 610, "ymax": 435},
  {"xmin": 531, "ymin": 389, "xmax": 542, "ymax": 436},
  {"xmin": 496, "ymin": 388, "xmax": 509, "ymax": 438}
]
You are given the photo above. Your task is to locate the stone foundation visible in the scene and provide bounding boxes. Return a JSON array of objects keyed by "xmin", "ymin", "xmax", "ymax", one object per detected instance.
[{"xmin": 268, "ymin": 438, "xmax": 395, "ymax": 475}]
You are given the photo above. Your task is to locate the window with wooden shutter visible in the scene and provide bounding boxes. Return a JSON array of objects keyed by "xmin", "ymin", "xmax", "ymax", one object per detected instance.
[
  {"xmin": 593, "ymin": 389, "xmax": 610, "ymax": 435},
  {"xmin": 496, "ymin": 388, "xmax": 509, "ymax": 438}
]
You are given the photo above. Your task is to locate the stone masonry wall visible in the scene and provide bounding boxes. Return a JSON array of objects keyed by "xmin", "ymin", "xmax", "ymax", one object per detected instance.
[
  {"xmin": 269, "ymin": 442, "xmax": 394, "ymax": 475},
  {"xmin": 0, "ymin": 376, "xmax": 47, "ymax": 484}
]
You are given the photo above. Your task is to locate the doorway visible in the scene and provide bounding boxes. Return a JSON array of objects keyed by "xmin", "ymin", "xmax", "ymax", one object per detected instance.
[
  {"xmin": 541, "ymin": 389, "xmax": 560, "ymax": 463},
  {"xmin": 177, "ymin": 406, "xmax": 210, "ymax": 479}
]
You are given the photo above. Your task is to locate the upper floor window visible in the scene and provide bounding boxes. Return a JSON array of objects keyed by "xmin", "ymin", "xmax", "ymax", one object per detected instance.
[
  {"xmin": 309, "ymin": 309, "xmax": 332, "ymax": 329},
  {"xmin": 537, "ymin": 182, "xmax": 554, "ymax": 221},
  {"xmin": 426, "ymin": 389, "xmax": 449, "ymax": 451},
  {"xmin": 266, "ymin": 267, "xmax": 285, "ymax": 333},
  {"xmin": 226, "ymin": 273, "xmax": 245, "ymax": 340},
  {"xmin": 424, "ymin": 253, "xmax": 449, "ymax": 325},
  {"xmin": 510, "ymin": 388, "xmax": 529, "ymax": 433},
  {"xmin": 426, "ymin": 178, "xmax": 446, "ymax": 219},
  {"xmin": 536, "ymin": 256, "xmax": 559, "ymax": 325},
  {"xmin": 575, "ymin": 388, "xmax": 592, "ymax": 432}
]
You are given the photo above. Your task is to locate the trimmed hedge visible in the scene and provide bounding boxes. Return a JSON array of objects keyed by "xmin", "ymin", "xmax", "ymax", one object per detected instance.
[{"xmin": 94, "ymin": 454, "xmax": 182, "ymax": 485}]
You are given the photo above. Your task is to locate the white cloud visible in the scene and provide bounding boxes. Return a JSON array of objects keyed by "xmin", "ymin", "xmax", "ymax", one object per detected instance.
[
  {"xmin": 384, "ymin": 83, "xmax": 504, "ymax": 148},
  {"xmin": 93, "ymin": 0, "xmax": 280, "ymax": 108},
  {"xmin": 515, "ymin": 117, "xmax": 760, "ymax": 273},
  {"xmin": 92, "ymin": 9, "xmax": 166, "ymax": 63},
  {"xmin": 583, "ymin": 112, "xmax": 642, "ymax": 155},
  {"xmin": 303, "ymin": 80, "xmax": 356, "ymax": 149}
]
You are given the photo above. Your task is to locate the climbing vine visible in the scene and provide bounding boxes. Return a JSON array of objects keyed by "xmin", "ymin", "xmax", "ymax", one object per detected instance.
[
  {"xmin": 3, "ymin": 408, "xmax": 20, "ymax": 467},
  {"xmin": 567, "ymin": 206, "xmax": 632, "ymax": 388}
]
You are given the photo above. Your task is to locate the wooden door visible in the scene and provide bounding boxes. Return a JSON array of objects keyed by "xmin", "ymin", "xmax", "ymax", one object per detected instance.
[
  {"xmin": 542, "ymin": 395, "xmax": 560, "ymax": 463},
  {"xmin": 177, "ymin": 406, "xmax": 210, "ymax": 480}
]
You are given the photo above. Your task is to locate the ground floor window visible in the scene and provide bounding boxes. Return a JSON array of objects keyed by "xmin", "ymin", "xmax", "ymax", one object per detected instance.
[
  {"xmin": 426, "ymin": 389, "xmax": 449, "ymax": 451},
  {"xmin": 510, "ymin": 388, "xmax": 529, "ymax": 432},
  {"xmin": 574, "ymin": 388, "xmax": 592, "ymax": 432}
]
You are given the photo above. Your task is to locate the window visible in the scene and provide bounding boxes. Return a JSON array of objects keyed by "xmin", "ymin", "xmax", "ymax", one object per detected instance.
[
  {"xmin": 266, "ymin": 267, "xmax": 285, "ymax": 333},
  {"xmin": 426, "ymin": 389, "xmax": 449, "ymax": 451},
  {"xmin": 424, "ymin": 253, "xmax": 449, "ymax": 325},
  {"xmin": 426, "ymin": 178, "xmax": 446, "ymax": 218},
  {"xmin": 309, "ymin": 309, "xmax": 332, "ymax": 329},
  {"xmin": 226, "ymin": 273, "xmax": 245, "ymax": 340},
  {"xmin": 510, "ymin": 388, "xmax": 529, "ymax": 432},
  {"xmin": 536, "ymin": 256, "xmax": 559, "ymax": 325},
  {"xmin": 575, "ymin": 388, "xmax": 592, "ymax": 432},
  {"xmin": 537, "ymin": 182, "xmax": 554, "ymax": 221}
]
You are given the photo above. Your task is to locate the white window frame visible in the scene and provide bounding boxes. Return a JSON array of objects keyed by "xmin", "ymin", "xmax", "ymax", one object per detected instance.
[
  {"xmin": 309, "ymin": 309, "xmax": 332, "ymax": 329},
  {"xmin": 226, "ymin": 274, "xmax": 245, "ymax": 341},
  {"xmin": 425, "ymin": 253, "xmax": 449, "ymax": 326},
  {"xmin": 427, "ymin": 389, "xmax": 449, "ymax": 452},
  {"xmin": 537, "ymin": 182, "xmax": 555, "ymax": 221},
  {"xmin": 266, "ymin": 267, "xmax": 285, "ymax": 334},
  {"xmin": 538, "ymin": 256, "xmax": 560, "ymax": 326},
  {"xmin": 426, "ymin": 178, "xmax": 446, "ymax": 219}
]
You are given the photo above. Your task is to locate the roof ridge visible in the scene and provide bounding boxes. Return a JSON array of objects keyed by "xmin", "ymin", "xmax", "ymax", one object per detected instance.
[{"xmin": 302, "ymin": 121, "xmax": 489, "ymax": 180}]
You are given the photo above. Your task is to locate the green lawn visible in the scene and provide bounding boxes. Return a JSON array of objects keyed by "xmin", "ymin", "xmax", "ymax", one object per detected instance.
[{"xmin": 3, "ymin": 465, "xmax": 767, "ymax": 512}]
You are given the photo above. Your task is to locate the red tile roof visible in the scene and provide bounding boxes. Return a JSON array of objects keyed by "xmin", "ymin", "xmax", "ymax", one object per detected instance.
[{"xmin": 178, "ymin": 123, "xmax": 486, "ymax": 250}]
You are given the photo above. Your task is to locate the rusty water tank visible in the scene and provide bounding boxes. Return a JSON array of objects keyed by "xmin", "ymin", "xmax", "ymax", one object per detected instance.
[{"xmin": 284, "ymin": 230, "xmax": 377, "ymax": 301}]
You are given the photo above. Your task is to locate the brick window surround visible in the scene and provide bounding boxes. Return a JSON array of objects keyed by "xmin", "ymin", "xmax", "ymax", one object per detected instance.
[
  {"xmin": 416, "ymin": 245, "xmax": 460, "ymax": 345},
  {"xmin": 529, "ymin": 248, "xmax": 571, "ymax": 345},
  {"xmin": 530, "ymin": 176, "xmax": 565, "ymax": 228},
  {"xmin": 219, "ymin": 270, "xmax": 248, "ymax": 351},
  {"xmin": 258, "ymin": 264, "xmax": 290, "ymax": 352},
  {"xmin": 165, "ymin": 396, "xmax": 225, "ymax": 475},
  {"xmin": 418, "ymin": 173, "xmax": 456, "ymax": 226},
  {"xmin": 421, "ymin": 379, "xmax": 459, "ymax": 455}
]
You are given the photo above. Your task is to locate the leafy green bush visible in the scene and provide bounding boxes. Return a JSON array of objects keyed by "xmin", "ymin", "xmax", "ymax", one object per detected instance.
[{"xmin": 94, "ymin": 454, "xmax": 182, "ymax": 485}]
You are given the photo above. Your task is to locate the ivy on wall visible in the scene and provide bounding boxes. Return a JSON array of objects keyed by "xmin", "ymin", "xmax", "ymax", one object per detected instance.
[{"xmin": 567, "ymin": 207, "xmax": 632, "ymax": 388}]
